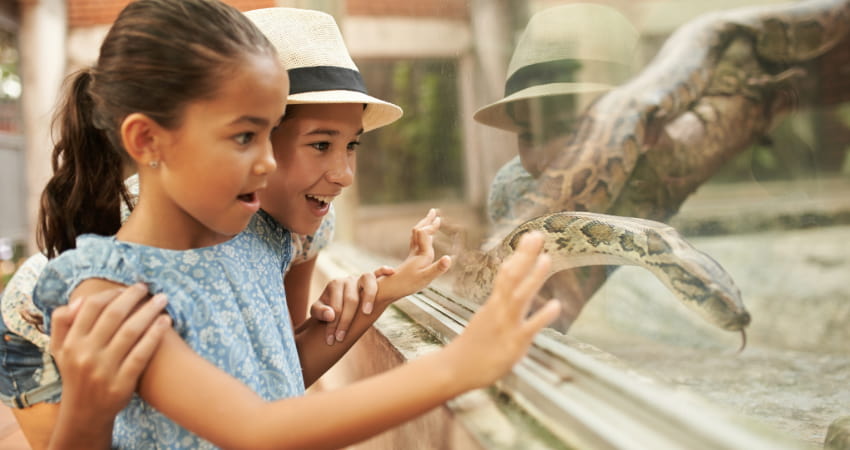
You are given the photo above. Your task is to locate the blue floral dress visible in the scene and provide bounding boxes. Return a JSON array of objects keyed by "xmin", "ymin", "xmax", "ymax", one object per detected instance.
[
  {"xmin": 0, "ymin": 175, "xmax": 334, "ymax": 411},
  {"xmin": 34, "ymin": 210, "xmax": 304, "ymax": 449}
]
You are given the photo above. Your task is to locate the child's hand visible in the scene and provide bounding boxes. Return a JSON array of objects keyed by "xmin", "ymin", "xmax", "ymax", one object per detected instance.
[
  {"xmin": 310, "ymin": 266, "xmax": 395, "ymax": 345},
  {"xmin": 50, "ymin": 283, "xmax": 171, "ymax": 418},
  {"xmin": 444, "ymin": 232, "xmax": 561, "ymax": 391},
  {"xmin": 378, "ymin": 209, "xmax": 452, "ymax": 303}
]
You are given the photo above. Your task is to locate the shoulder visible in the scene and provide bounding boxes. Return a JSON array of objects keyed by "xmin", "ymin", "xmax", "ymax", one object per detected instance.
[
  {"xmin": 252, "ymin": 210, "xmax": 292, "ymax": 248},
  {"xmin": 250, "ymin": 210, "xmax": 291, "ymax": 245},
  {"xmin": 490, "ymin": 156, "xmax": 534, "ymax": 188},
  {"xmin": 235, "ymin": 211, "xmax": 294, "ymax": 272},
  {"xmin": 33, "ymin": 235, "xmax": 138, "ymax": 324},
  {"xmin": 487, "ymin": 156, "xmax": 536, "ymax": 224}
]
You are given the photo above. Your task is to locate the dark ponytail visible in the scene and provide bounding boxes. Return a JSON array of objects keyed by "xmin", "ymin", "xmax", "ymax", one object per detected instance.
[
  {"xmin": 34, "ymin": 0, "xmax": 276, "ymax": 258},
  {"xmin": 37, "ymin": 69, "xmax": 131, "ymax": 258}
]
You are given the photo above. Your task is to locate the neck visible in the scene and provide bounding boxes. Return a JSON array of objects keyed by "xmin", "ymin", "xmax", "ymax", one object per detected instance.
[{"xmin": 117, "ymin": 194, "xmax": 231, "ymax": 251}]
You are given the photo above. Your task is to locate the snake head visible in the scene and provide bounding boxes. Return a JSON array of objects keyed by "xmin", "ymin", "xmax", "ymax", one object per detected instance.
[{"xmin": 668, "ymin": 250, "xmax": 751, "ymax": 332}]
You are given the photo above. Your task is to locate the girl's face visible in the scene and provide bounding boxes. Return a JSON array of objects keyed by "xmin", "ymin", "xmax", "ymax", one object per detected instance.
[
  {"xmin": 152, "ymin": 53, "xmax": 288, "ymax": 247},
  {"xmin": 259, "ymin": 103, "xmax": 363, "ymax": 235}
]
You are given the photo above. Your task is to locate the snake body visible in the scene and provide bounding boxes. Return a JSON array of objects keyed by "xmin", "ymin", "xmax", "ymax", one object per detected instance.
[{"xmin": 455, "ymin": 212, "xmax": 751, "ymax": 333}]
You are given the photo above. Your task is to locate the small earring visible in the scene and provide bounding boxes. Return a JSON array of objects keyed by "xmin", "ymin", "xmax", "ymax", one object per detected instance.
[{"xmin": 148, "ymin": 160, "xmax": 159, "ymax": 168}]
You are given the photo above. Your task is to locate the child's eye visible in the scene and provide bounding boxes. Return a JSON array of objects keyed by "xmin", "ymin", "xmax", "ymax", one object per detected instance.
[
  {"xmin": 310, "ymin": 142, "xmax": 330, "ymax": 151},
  {"xmin": 347, "ymin": 141, "xmax": 361, "ymax": 151},
  {"xmin": 235, "ymin": 132, "xmax": 255, "ymax": 145}
]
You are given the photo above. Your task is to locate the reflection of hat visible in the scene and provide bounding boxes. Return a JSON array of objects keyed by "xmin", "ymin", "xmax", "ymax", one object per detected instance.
[
  {"xmin": 474, "ymin": 3, "xmax": 638, "ymax": 132},
  {"xmin": 245, "ymin": 8, "xmax": 403, "ymax": 132}
]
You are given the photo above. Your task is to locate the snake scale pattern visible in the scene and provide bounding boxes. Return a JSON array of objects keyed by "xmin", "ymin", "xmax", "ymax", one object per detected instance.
[{"xmin": 455, "ymin": 212, "xmax": 750, "ymax": 333}]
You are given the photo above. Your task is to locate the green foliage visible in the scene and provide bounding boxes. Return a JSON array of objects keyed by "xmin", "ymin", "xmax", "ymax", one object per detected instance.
[
  {"xmin": 0, "ymin": 29, "xmax": 18, "ymax": 100},
  {"xmin": 358, "ymin": 60, "xmax": 464, "ymax": 204}
]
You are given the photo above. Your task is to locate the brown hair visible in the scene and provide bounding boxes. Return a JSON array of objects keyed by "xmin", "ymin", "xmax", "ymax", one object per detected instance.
[{"xmin": 37, "ymin": 0, "xmax": 276, "ymax": 258}]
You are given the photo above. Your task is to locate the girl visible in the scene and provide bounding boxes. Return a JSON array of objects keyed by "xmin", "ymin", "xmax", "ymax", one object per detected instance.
[
  {"xmin": 0, "ymin": 7, "xmax": 392, "ymax": 446},
  {"xmin": 35, "ymin": 3, "xmax": 560, "ymax": 448},
  {"xmin": 249, "ymin": 5, "xmax": 407, "ymax": 339},
  {"xmin": 0, "ymin": 4, "xmax": 392, "ymax": 445}
]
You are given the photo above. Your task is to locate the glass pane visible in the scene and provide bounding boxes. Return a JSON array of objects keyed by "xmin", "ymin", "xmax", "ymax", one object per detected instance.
[{"xmin": 347, "ymin": 0, "xmax": 850, "ymax": 447}]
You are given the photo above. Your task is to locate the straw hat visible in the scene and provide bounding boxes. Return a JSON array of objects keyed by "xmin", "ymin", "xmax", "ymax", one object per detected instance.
[
  {"xmin": 473, "ymin": 3, "xmax": 639, "ymax": 132},
  {"xmin": 245, "ymin": 7, "xmax": 402, "ymax": 132}
]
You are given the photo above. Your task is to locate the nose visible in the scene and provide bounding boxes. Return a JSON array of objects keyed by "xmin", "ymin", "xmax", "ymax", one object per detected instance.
[
  {"xmin": 326, "ymin": 153, "xmax": 354, "ymax": 187},
  {"xmin": 253, "ymin": 139, "xmax": 277, "ymax": 176}
]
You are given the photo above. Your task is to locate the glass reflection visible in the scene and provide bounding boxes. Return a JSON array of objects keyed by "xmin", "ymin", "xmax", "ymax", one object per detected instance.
[{"xmin": 351, "ymin": 0, "xmax": 850, "ymax": 446}]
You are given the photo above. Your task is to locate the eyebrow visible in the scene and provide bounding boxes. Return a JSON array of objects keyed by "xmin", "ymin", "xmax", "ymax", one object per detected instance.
[
  {"xmin": 306, "ymin": 128, "xmax": 365, "ymax": 137},
  {"xmin": 230, "ymin": 116, "xmax": 271, "ymax": 127}
]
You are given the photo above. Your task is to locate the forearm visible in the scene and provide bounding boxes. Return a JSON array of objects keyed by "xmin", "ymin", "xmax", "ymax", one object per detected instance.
[
  {"xmin": 252, "ymin": 347, "xmax": 465, "ymax": 449},
  {"xmin": 296, "ymin": 276, "xmax": 404, "ymax": 384},
  {"xmin": 143, "ymin": 326, "xmax": 469, "ymax": 450},
  {"xmin": 296, "ymin": 301, "xmax": 388, "ymax": 385},
  {"xmin": 49, "ymin": 405, "xmax": 113, "ymax": 450},
  {"xmin": 284, "ymin": 258, "xmax": 316, "ymax": 327}
]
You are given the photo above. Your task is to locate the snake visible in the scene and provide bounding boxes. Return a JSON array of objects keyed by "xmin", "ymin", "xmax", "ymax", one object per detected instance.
[
  {"xmin": 454, "ymin": 211, "xmax": 751, "ymax": 348},
  {"xmin": 456, "ymin": 0, "xmax": 849, "ymax": 344}
]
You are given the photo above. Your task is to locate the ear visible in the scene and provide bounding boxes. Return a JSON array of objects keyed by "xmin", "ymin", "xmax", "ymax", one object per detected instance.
[{"xmin": 120, "ymin": 113, "xmax": 165, "ymax": 167}]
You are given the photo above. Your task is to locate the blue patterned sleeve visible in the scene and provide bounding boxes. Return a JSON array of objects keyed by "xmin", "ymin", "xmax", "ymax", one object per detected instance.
[
  {"xmin": 34, "ymin": 238, "xmax": 130, "ymax": 334},
  {"xmin": 33, "ymin": 235, "xmax": 190, "ymax": 336}
]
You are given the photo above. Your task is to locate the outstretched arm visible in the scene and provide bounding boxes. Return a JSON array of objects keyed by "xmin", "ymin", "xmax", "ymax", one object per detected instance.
[
  {"xmin": 132, "ymin": 232, "xmax": 558, "ymax": 449},
  {"xmin": 295, "ymin": 208, "xmax": 451, "ymax": 384},
  {"xmin": 297, "ymin": 264, "xmax": 395, "ymax": 346}
]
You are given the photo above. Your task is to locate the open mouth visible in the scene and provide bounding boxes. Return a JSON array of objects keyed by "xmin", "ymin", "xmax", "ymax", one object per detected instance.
[
  {"xmin": 306, "ymin": 194, "xmax": 333, "ymax": 209},
  {"xmin": 237, "ymin": 192, "xmax": 257, "ymax": 203}
]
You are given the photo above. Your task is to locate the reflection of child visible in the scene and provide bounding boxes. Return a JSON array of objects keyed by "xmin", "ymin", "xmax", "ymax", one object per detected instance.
[
  {"xmin": 34, "ymin": 4, "xmax": 560, "ymax": 448},
  {"xmin": 473, "ymin": 3, "xmax": 639, "ymax": 226}
]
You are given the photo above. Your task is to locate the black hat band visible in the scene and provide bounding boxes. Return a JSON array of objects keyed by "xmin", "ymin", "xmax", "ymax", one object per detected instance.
[
  {"xmin": 289, "ymin": 66, "xmax": 367, "ymax": 95},
  {"xmin": 504, "ymin": 58, "xmax": 631, "ymax": 97}
]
